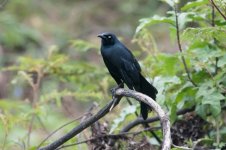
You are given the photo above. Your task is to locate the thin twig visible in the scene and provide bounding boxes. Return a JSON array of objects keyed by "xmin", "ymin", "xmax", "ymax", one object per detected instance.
[
  {"xmin": 38, "ymin": 104, "xmax": 98, "ymax": 149},
  {"xmin": 122, "ymin": 105, "xmax": 226, "ymax": 133},
  {"xmin": 192, "ymin": 138, "xmax": 213, "ymax": 149},
  {"xmin": 211, "ymin": 0, "xmax": 215, "ymax": 27},
  {"xmin": 38, "ymin": 97, "xmax": 121, "ymax": 150},
  {"xmin": 27, "ymin": 114, "xmax": 35, "ymax": 148},
  {"xmin": 214, "ymin": 57, "xmax": 219, "ymax": 75},
  {"xmin": 37, "ymin": 116, "xmax": 49, "ymax": 134},
  {"xmin": 172, "ymin": 144, "xmax": 192, "ymax": 150},
  {"xmin": 78, "ymin": 102, "xmax": 98, "ymax": 149},
  {"xmin": 39, "ymin": 89, "xmax": 171, "ymax": 150},
  {"xmin": 210, "ymin": 0, "xmax": 226, "ymax": 21},
  {"xmin": 37, "ymin": 113, "xmax": 90, "ymax": 149},
  {"xmin": 174, "ymin": 4, "xmax": 197, "ymax": 87},
  {"xmin": 210, "ymin": 0, "xmax": 219, "ymax": 76},
  {"xmin": 56, "ymin": 126, "xmax": 161, "ymax": 150},
  {"xmin": 126, "ymin": 98, "xmax": 161, "ymax": 144},
  {"xmin": 121, "ymin": 106, "xmax": 195, "ymax": 132}
]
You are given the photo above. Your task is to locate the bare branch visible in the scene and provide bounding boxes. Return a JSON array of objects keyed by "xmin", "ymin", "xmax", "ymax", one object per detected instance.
[{"xmin": 39, "ymin": 88, "xmax": 171, "ymax": 150}]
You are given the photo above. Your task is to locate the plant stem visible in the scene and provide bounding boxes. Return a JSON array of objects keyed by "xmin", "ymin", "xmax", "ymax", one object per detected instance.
[{"xmin": 174, "ymin": 4, "xmax": 197, "ymax": 87}]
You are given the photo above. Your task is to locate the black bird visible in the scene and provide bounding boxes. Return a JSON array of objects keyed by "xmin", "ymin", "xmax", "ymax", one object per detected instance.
[{"xmin": 98, "ymin": 32, "xmax": 158, "ymax": 120}]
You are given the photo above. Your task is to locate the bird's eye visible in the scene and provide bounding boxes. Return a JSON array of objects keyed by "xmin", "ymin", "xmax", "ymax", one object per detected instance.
[{"xmin": 108, "ymin": 35, "xmax": 112, "ymax": 39}]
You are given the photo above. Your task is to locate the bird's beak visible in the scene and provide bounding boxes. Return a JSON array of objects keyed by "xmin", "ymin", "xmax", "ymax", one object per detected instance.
[{"xmin": 97, "ymin": 34, "xmax": 105, "ymax": 39}]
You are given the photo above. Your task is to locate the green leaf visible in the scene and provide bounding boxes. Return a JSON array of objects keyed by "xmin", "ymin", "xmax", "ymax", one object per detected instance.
[
  {"xmin": 196, "ymin": 104, "xmax": 210, "ymax": 118},
  {"xmin": 218, "ymin": 54, "xmax": 226, "ymax": 67},
  {"xmin": 182, "ymin": 27, "xmax": 226, "ymax": 43},
  {"xmin": 196, "ymin": 82, "xmax": 225, "ymax": 117},
  {"xmin": 177, "ymin": 12, "xmax": 206, "ymax": 29},
  {"xmin": 136, "ymin": 15, "xmax": 175, "ymax": 33},
  {"xmin": 181, "ymin": 0, "xmax": 208, "ymax": 11},
  {"xmin": 160, "ymin": 54, "xmax": 181, "ymax": 75},
  {"xmin": 209, "ymin": 101, "xmax": 221, "ymax": 117}
]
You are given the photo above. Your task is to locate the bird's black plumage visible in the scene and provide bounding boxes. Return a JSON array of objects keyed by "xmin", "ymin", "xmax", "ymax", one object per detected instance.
[{"xmin": 98, "ymin": 32, "xmax": 158, "ymax": 120}]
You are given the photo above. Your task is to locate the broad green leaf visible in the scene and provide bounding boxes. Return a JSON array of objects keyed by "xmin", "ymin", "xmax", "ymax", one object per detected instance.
[
  {"xmin": 195, "ymin": 104, "xmax": 208, "ymax": 118},
  {"xmin": 209, "ymin": 101, "xmax": 221, "ymax": 117},
  {"xmin": 136, "ymin": 15, "xmax": 175, "ymax": 33},
  {"xmin": 181, "ymin": 0, "xmax": 208, "ymax": 11},
  {"xmin": 196, "ymin": 81, "xmax": 225, "ymax": 117}
]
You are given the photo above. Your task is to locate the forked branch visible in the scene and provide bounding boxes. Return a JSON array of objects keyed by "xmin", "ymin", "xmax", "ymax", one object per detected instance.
[{"xmin": 39, "ymin": 89, "xmax": 171, "ymax": 150}]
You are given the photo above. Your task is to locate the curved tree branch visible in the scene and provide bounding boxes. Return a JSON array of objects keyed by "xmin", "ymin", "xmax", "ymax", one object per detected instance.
[
  {"xmin": 115, "ymin": 89, "xmax": 171, "ymax": 150},
  {"xmin": 39, "ymin": 88, "xmax": 171, "ymax": 150}
]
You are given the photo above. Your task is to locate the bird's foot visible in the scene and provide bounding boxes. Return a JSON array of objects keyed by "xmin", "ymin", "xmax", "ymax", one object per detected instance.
[{"xmin": 110, "ymin": 83, "xmax": 124, "ymax": 97}]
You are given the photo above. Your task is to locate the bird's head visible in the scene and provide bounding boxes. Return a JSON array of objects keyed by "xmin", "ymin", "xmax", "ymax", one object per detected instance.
[{"xmin": 97, "ymin": 32, "xmax": 118, "ymax": 46}]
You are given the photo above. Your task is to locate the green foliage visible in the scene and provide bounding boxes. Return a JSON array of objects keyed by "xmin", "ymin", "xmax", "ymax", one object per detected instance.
[
  {"xmin": 70, "ymin": 39, "xmax": 98, "ymax": 52},
  {"xmin": 134, "ymin": 0, "xmax": 226, "ymax": 148},
  {"xmin": 136, "ymin": 15, "xmax": 175, "ymax": 34},
  {"xmin": 1, "ymin": 0, "xmax": 226, "ymax": 149},
  {"xmin": 0, "ymin": 12, "xmax": 40, "ymax": 50},
  {"xmin": 182, "ymin": 27, "xmax": 226, "ymax": 43},
  {"xmin": 1, "ymin": 44, "xmax": 108, "ymax": 149},
  {"xmin": 181, "ymin": 0, "xmax": 209, "ymax": 11}
]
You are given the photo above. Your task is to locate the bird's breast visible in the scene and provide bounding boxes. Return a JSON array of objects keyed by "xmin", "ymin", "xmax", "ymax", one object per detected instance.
[{"xmin": 101, "ymin": 47, "xmax": 122, "ymax": 67}]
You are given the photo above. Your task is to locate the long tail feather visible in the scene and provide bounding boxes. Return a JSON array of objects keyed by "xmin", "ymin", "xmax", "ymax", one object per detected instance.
[{"xmin": 139, "ymin": 74, "xmax": 158, "ymax": 120}]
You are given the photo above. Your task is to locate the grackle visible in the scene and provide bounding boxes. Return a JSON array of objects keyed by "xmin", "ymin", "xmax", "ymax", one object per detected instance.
[{"xmin": 98, "ymin": 32, "xmax": 158, "ymax": 120}]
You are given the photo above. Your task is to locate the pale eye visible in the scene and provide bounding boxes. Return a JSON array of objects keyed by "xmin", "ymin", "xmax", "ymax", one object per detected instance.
[{"xmin": 108, "ymin": 35, "xmax": 112, "ymax": 39}]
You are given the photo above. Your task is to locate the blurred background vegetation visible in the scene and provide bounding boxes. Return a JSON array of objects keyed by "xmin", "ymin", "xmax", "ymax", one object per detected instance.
[{"xmin": 0, "ymin": 0, "xmax": 226, "ymax": 149}]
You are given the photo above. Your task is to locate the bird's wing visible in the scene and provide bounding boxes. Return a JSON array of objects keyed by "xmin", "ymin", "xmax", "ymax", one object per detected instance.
[
  {"xmin": 122, "ymin": 45, "xmax": 141, "ymax": 72},
  {"xmin": 102, "ymin": 56, "xmax": 122, "ymax": 85},
  {"xmin": 120, "ymin": 57, "xmax": 141, "ymax": 89}
]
